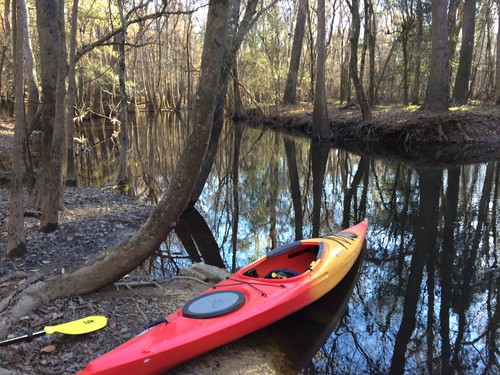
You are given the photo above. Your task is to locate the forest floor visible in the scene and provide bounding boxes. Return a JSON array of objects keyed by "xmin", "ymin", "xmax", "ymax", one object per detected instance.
[{"xmin": 0, "ymin": 105, "xmax": 499, "ymax": 374}]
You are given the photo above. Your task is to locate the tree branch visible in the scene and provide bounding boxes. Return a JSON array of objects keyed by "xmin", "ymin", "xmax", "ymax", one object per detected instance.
[{"xmin": 75, "ymin": 3, "xmax": 208, "ymax": 63}]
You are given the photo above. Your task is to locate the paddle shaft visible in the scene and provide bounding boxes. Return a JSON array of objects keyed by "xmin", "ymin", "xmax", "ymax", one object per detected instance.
[{"xmin": 0, "ymin": 330, "xmax": 45, "ymax": 346}]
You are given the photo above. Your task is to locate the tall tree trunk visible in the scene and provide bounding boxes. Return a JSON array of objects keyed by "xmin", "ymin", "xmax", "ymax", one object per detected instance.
[
  {"xmin": 283, "ymin": 0, "xmax": 307, "ymax": 105},
  {"xmin": 312, "ymin": 0, "xmax": 333, "ymax": 140},
  {"xmin": 30, "ymin": 0, "xmax": 59, "ymax": 209},
  {"xmin": 347, "ymin": 0, "xmax": 372, "ymax": 122},
  {"xmin": 39, "ymin": 0, "xmax": 67, "ymax": 232},
  {"xmin": 7, "ymin": 0, "xmax": 26, "ymax": 258},
  {"xmin": 496, "ymin": 2, "xmax": 500, "ymax": 105},
  {"xmin": 0, "ymin": 0, "xmax": 230, "ymax": 340},
  {"xmin": 402, "ymin": 29, "xmax": 409, "ymax": 106},
  {"xmin": 65, "ymin": 0, "xmax": 78, "ymax": 186},
  {"xmin": 231, "ymin": 57, "xmax": 247, "ymax": 119},
  {"xmin": 421, "ymin": 0, "xmax": 450, "ymax": 111},
  {"xmin": 452, "ymin": 0, "xmax": 477, "ymax": 105},
  {"xmin": 0, "ymin": 0, "xmax": 12, "ymax": 102},
  {"xmin": 116, "ymin": 0, "xmax": 128, "ymax": 184},
  {"xmin": 19, "ymin": 0, "xmax": 39, "ymax": 127},
  {"xmin": 188, "ymin": 0, "xmax": 264, "ymax": 205},
  {"xmin": 340, "ymin": 39, "xmax": 350, "ymax": 104},
  {"xmin": 411, "ymin": 0, "xmax": 423, "ymax": 104},
  {"xmin": 448, "ymin": 0, "xmax": 460, "ymax": 80},
  {"xmin": 366, "ymin": 0, "xmax": 376, "ymax": 106},
  {"xmin": 306, "ymin": 6, "xmax": 315, "ymax": 101}
]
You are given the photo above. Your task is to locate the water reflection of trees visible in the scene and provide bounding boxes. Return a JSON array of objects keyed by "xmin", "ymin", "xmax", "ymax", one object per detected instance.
[
  {"xmin": 335, "ymin": 162, "xmax": 498, "ymax": 374},
  {"xmin": 75, "ymin": 115, "xmax": 498, "ymax": 373}
]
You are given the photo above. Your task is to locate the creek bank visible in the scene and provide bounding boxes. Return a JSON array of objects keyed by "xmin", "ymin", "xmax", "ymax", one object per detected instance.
[{"xmin": 250, "ymin": 105, "xmax": 500, "ymax": 165}]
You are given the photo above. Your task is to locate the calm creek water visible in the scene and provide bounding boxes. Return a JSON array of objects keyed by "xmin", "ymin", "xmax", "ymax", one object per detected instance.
[{"xmin": 76, "ymin": 113, "xmax": 498, "ymax": 374}]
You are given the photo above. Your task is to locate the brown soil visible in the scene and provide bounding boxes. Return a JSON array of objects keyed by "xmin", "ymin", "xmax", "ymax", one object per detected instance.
[{"xmin": 0, "ymin": 106, "xmax": 499, "ymax": 374}]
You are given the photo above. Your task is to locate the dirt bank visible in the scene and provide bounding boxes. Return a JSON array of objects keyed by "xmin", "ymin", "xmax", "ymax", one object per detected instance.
[{"xmin": 251, "ymin": 105, "xmax": 500, "ymax": 165}]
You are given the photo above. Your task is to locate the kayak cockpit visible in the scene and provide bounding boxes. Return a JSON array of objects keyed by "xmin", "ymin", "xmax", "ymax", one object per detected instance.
[{"xmin": 241, "ymin": 242, "xmax": 324, "ymax": 280}]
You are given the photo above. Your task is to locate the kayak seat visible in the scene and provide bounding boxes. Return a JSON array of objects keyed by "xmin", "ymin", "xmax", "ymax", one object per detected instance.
[{"xmin": 264, "ymin": 268, "xmax": 299, "ymax": 279}]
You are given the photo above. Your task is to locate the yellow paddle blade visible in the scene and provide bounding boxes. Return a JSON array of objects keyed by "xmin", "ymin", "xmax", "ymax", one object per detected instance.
[{"xmin": 44, "ymin": 316, "xmax": 107, "ymax": 335}]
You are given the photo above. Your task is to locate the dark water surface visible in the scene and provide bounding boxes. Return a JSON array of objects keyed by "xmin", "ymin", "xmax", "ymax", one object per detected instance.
[{"xmin": 76, "ymin": 113, "xmax": 498, "ymax": 374}]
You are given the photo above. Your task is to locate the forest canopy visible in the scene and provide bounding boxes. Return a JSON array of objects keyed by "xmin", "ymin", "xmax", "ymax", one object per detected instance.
[{"xmin": 1, "ymin": 0, "xmax": 499, "ymax": 117}]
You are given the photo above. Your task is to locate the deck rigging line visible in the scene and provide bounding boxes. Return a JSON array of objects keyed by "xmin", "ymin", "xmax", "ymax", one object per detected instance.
[
  {"xmin": 213, "ymin": 277, "xmax": 286, "ymax": 297},
  {"xmin": 324, "ymin": 233, "xmax": 356, "ymax": 249}
]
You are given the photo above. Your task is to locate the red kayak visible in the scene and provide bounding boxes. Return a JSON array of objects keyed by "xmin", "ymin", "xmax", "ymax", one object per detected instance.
[{"xmin": 78, "ymin": 220, "xmax": 368, "ymax": 375}]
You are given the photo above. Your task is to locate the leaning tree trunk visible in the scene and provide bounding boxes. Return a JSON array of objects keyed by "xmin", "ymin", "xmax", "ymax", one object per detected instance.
[
  {"xmin": 188, "ymin": 0, "xmax": 263, "ymax": 204},
  {"xmin": 0, "ymin": 0, "xmax": 230, "ymax": 340},
  {"xmin": 283, "ymin": 0, "xmax": 307, "ymax": 105},
  {"xmin": 347, "ymin": 0, "xmax": 372, "ymax": 122},
  {"xmin": 7, "ymin": 0, "xmax": 26, "ymax": 258}
]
